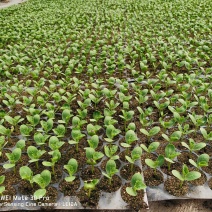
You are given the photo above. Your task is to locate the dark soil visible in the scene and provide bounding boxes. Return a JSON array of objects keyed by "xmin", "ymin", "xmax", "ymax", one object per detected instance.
[
  {"xmin": 0, "ymin": 149, "xmax": 11, "ymax": 163},
  {"xmin": 177, "ymin": 152, "xmax": 197, "ymax": 165},
  {"xmin": 18, "ymin": 180, "xmax": 38, "ymax": 195},
  {"xmin": 59, "ymin": 178, "xmax": 80, "ymax": 196},
  {"xmin": 143, "ymin": 169, "xmax": 164, "ymax": 186},
  {"xmin": 164, "ymin": 177, "xmax": 189, "ymax": 197},
  {"xmin": 98, "ymin": 174, "xmax": 122, "ymax": 192},
  {"xmin": 120, "ymin": 164, "xmax": 141, "ymax": 180},
  {"xmin": 80, "ymin": 166, "xmax": 101, "ymax": 181},
  {"xmin": 121, "ymin": 183, "xmax": 148, "ymax": 211},
  {"xmin": 161, "ymin": 160, "xmax": 182, "ymax": 175},
  {"xmin": 4, "ymin": 171, "xmax": 20, "ymax": 185},
  {"xmin": 77, "ymin": 187, "xmax": 100, "ymax": 209},
  {"xmin": 198, "ymin": 144, "xmax": 212, "ymax": 157},
  {"xmin": 202, "ymin": 160, "xmax": 212, "ymax": 175}
]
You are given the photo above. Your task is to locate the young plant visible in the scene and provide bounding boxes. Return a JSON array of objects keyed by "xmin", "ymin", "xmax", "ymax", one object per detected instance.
[
  {"xmin": 140, "ymin": 126, "xmax": 160, "ymax": 143},
  {"xmin": 126, "ymin": 146, "xmax": 142, "ymax": 171},
  {"xmin": 34, "ymin": 132, "xmax": 49, "ymax": 148},
  {"xmin": 19, "ymin": 166, "xmax": 34, "ymax": 187},
  {"xmin": 172, "ymin": 164, "xmax": 201, "ymax": 188},
  {"xmin": 200, "ymin": 127, "xmax": 212, "ymax": 142},
  {"xmin": 105, "ymin": 125, "xmax": 121, "ymax": 145},
  {"xmin": 164, "ymin": 144, "xmax": 181, "ymax": 171},
  {"xmin": 85, "ymin": 147, "xmax": 104, "ymax": 173},
  {"xmin": 42, "ymin": 150, "xmax": 61, "ymax": 175},
  {"xmin": 154, "ymin": 98, "xmax": 170, "ymax": 117},
  {"xmin": 84, "ymin": 179, "xmax": 99, "ymax": 198},
  {"xmin": 104, "ymin": 145, "xmax": 119, "ymax": 160},
  {"xmin": 181, "ymin": 138, "xmax": 206, "ymax": 155},
  {"xmin": 26, "ymin": 114, "xmax": 40, "ymax": 129},
  {"xmin": 20, "ymin": 124, "xmax": 33, "ymax": 137},
  {"xmin": 102, "ymin": 159, "xmax": 118, "ymax": 185},
  {"xmin": 58, "ymin": 109, "xmax": 72, "ymax": 126},
  {"xmin": 64, "ymin": 158, "xmax": 78, "ymax": 183},
  {"xmin": 49, "ymin": 136, "xmax": 64, "ymax": 151},
  {"xmin": 119, "ymin": 110, "xmax": 134, "ymax": 130},
  {"xmin": 72, "ymin": 116, "xmax": 87, "ymax": 130},
  {"xmin": 145, "ymin": 155, "xmax": 164, "ymax": 174},
  {"xmin": 140, "ymin": 142, "xmax": 160, "ymax": 156},
  {"xmin": 87, "ymin": 135, "xmax": 99, "ymax": 149},
  {"xmin": 0, "ymin": 136, "xmax": 7, "ymax": 157},
  {"xmin": 68, "ymin": 129, "xmax": 85, "ymax": 152},
  {"xmin": 39, "ymin": 119, "xmax": 53, "ymax": 133},
  {"xmin": 87, "ymin": 123, "xmax": 101, "ymax": 136},
  {"xmin": 33, "ymin": 170, "xmax": 51, "ymax": 200},
  {"xmin": 27, "ymin": 146, "xmax": 46, "ymax": 168},
  {"xmin": 3, "ymin": 148, "xmax": 21, "ymax": 173},
  {"xmin": 159, "ymin": 118, "xmax": 175, "ymax": 133},
  {"xmin": 189, "ymin": 154, "xmax": 209, "ymax": 169},
  {"xmin": 162, "ymin": 131, "xmax": 182, "ymax": 144},
  {"xmin": 53, "ymin": 124, "xmax": 66, "ymax": 137},
  {"xmin": 0, "ymin": 125, "xmax": 13, "ymax": 141},
  {"xmin": 126, "ymin": 173, "xmax": 146, "ymax": 196},
  {"xmin": 121, "ymin": 130, "xmax": 138, "ymax": 154},
  {"xmin": 4, "ymin": 115, "xmax": 24, "ymax": 131},
  {"xmin": 0, "ymin": 176, "xmax": 5, "ymax": 196}
]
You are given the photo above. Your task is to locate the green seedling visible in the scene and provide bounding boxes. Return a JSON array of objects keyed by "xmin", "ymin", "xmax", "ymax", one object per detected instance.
[
  {"xmin": 162, "ymin": 131, "xmax": 182, "ymax": 144},
  {"xmin": 104, "ymin": 145, "xmax": 119, "ymax": 160},
  {"xmin": 0, "ymin": 136, "xmax": 7, "ymax": 157},
  {"xmin": 140, "ymin": 142, "xmax": 160, "ymax": 155},
  {"xmin": 3, "ymin": 148, "xmax": 21, "ymax": 173},
  {"xmin": 126, "ymin": 173, "xmax": 146, "ymax": 196},
  {"xmin": 102, "ymin": 159, "xmax": 118, "ymax": 185},
  {"xmin": 181, "ymin": 139, "xmax": 206, "ymax": 155},
  {"xmin": 69, "ymin": 129, "xmax": 85, "ymax": 152},
  {"xmin": 19, "ymin": 166, "xmax": 34, "ymax": 187},
  {"xmin": 84, "ymin": 179, "xmax": 99, "ymax": 198},
  {"xmin": 27, "ymin": 146, "xmax": 46, "ymax": 169},
  {"xmin": 172, "ymin": 164, "xmax": 201, "ymax": 188},
  {"xmin": 145, "ymin": 155, "xmax": 164, "ymax": 174},
  {"xmin": 121, "ymin": 130, "xmax": 138, "ymax": 154},
  {"xmin": 64, "ymin": 158, "xmax": 78, "ymax": 183},
  {"xmin": 189, "ymin": 154, "xmax": 209, "ymax": 169},
  {"xmin": 85, "ymin": 147, "xmax": 104, "ymax": 173},
  {"xmin": 165, "ymin": 144, "xmax": 181, "ymax": 170},
  {"xmin": 87, "ymin": 135, "xmax": 99, "ymax": 149},
  {"xmin": 126, "ymin": 146, "xmax": 142, "ymax": 171},
  {"xmin": 33, "ymin": 170, "xmax": 51, "ymax": 200},
  {"xmin": 42, "ymin": 150, "xmax": 61, "ymax": 175},
  {"xmin": 140, "ymin": 126, "xmax": 160, "ymax": 143},
  {"xmin": 87, "ymin": 123, "xmax": 101, "ymax": 136}
]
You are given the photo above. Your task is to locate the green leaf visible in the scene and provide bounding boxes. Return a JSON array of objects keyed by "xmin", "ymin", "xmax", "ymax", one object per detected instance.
[
  {"xmin": 34, "ymin": 189, "xmax": 46, "ymax": 200},
  {"xmin": 149, "ymin": 126, "xmax": 160, "ymax": 136},
  {"xmin": 3, "ymin": 163, "xmax": 15, "ymax": 169},
  {"xmin": 185, "ymin": 171, "xmax": 201, "ymax": 181},
  {"xmin": 125, "ymin": 130, "xmax": 138, "ymax": 144},
  {"xmin": 0, "ymin": 176, "xmax": 5, "ymax": 185},
  {"xmin": 172, "ymin": 170, "xmax": 184, "ymax": 181},
  {"xmin": 126, "ymin": 187, "xmax": 137, "ymax": 196},
  {"xmin": 0, "ymin": 186, "xmax": 5, "ymax": 194},
  {"xmin": 19, "ymin": 166, "xmax": 33, "ymax": 180},
  {"xmin": 65, "ymin": 176, "xmax": 76, "ymax": 182}
]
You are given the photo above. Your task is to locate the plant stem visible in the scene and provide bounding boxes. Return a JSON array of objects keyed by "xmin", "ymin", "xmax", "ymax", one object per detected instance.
[
  {"xmin": 180, "ymin": 180, "xmax": 184, "ymax": 188},
  {"xmin": 36, "ymin": 161, "xmax": 39, "ymax": 169},
  {"xmin": 168, "ymin": 162, "xmax": 171, "ymax": 171},
  {"xmin": 88, "ymin": 189, "xmax": 91, "ymax": 198},
  {"xmin": 130, "ymin": 163, "xmax": 134, "ymax": 172},
  {"xmin": 91, "ymin": 165, "xmax": 94, "ymax": 174}
]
